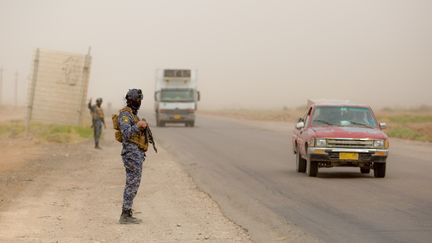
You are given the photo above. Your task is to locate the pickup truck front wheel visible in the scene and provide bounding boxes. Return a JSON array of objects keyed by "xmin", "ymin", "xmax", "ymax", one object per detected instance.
[
  {"xmin": 374, "ymin": 163, "xmax": 386, "ymax": 178},
  {"xmin": 296, "ymin": 150, "xmax": 307, "ymax": 173},
  {"xmin": 307, "ymin": 158, "xmax": 318, "ymax": 177},
  {"xmin": 360, "ymin": 167, "xmax": 370, "ymax": 174}
]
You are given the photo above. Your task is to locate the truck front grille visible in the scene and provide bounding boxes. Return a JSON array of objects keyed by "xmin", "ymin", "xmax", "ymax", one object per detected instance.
[
  {"xmin": 327, "ymin": 139, "xmax": 373, "ymax": 148},
  {"xmin": 160, "ymin": 110, "xmax": 192, "ymax": 115}
]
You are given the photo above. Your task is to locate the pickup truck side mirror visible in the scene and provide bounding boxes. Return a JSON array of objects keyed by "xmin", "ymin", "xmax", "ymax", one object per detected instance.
[
  {"xmin": 296, "ymin": 121, "xmax": 305, "ymax": 130},
  {"xmin": 379, "ymin": 122, "xmax": 387, "ymax": 129}
]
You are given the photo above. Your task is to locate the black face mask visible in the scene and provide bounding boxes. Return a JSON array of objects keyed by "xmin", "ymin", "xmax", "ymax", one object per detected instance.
[{"xmin": 128, "ymin": 99, "xmax": 141, "ymax": 114}]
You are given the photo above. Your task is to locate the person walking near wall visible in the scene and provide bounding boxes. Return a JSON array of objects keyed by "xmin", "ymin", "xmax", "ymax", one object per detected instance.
[{"xmin": 88, "ymin": 98, "xmax": 106, "ymax": 149}]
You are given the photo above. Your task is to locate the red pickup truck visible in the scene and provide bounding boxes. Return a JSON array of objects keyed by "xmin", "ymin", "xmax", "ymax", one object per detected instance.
[{"xmin": 292, "ymin": 100, "xmax": 389, "ymax": 178}]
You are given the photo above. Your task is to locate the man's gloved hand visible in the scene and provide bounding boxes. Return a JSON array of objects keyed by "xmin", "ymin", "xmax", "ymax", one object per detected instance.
[{"xmin": 137, "ymin": 120, "xmax": 147, "ymax": 129}]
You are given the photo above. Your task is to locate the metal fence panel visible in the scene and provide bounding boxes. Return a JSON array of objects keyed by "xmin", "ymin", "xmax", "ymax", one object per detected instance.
[{"xmin": 27, "ymin": 48, "xmax": 91, "ymax": 125}]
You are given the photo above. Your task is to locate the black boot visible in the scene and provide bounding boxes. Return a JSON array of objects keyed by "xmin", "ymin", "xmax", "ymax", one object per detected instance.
[
  {"xmin": 119, "ymin": 209, "xmax": 142, "ymax": 224},
  {"xmin": 95, "ymin": 141, "xmax": 101, "ymax": 149}
]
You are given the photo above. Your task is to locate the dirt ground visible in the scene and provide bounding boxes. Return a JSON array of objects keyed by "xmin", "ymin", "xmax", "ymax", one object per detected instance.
[{"xmin": 0, "ymin": 116, "xmax": 251, "ymax": 242}]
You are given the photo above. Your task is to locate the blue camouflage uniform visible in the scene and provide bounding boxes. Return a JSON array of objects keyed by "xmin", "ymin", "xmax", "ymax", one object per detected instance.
[
  {"xmin": 118, "ymin": 109, "xmax": 146, "ymax": 211},
  {"xmin": 88, "ymin": 100, "xmax": 105, "ymax": 148}
]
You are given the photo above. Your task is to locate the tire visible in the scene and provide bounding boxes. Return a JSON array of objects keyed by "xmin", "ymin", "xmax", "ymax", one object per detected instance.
[
  {"xmin": 156, "ymin": 113, "xmax": 160, "ymax": 127},
  {"xmin": 296, "ymin": 149, "xmax": 307, "ymax": 173},
  {"xmin": 374, "ymin": 163, "xmax": 386, "ymax": 178},
  {"xmin": 307, "ymin": 158, "xmax": 318, "ymax": 177},
  {"xmin": 360, "ymin": 167, "xmax": 370, "ymax": 174},
  {"xmin": 185, "ymin": 121, "xmax": 194, "ymax": 127}
]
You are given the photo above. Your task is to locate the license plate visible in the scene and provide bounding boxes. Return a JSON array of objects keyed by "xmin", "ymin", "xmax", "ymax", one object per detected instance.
[
  {"xmin": 339, "ymin": 152, "xmax": 359, "ymax": 160},
  {"xmin": 174, "ymin": 115, "xmax": 182, "ymax": 120}
]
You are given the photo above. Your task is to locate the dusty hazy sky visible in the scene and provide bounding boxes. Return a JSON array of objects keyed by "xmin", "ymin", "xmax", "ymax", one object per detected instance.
[{"xmin": 0, "ymin": 0, "xmax": 431, "ymax": 109}]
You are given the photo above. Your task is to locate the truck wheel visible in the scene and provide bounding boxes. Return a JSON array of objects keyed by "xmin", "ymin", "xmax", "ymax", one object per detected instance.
[
  {"xmin": 307, "ymin": 159, "xmax": 318, "ymax": 177},
  {"xmin": 155, "ymin": 113, "xmax": 160, "ymax": 126},
  {"xmin": 360, "ymin": 167, "xmax": 370, "ymax": 174},
  {"xmin": 296, "ymin": 150, "xmax": 306, "ymax": 173},
  {"xmin": 373, "ymin": 163, "xmax": 386, "ymax": 178}
]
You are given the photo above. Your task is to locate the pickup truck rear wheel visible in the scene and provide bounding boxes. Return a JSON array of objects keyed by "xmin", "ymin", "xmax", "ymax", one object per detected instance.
[
  {"xmin": 374, "ymin": 163, "xmax": 386, "ymax": 178},
  {"xmin": 296, "ymin": 150, "xmax": 306, "ymax": 173},
  {"xmin": 307, "ymin": 158, "xmax": 318, "ymax": 177}
]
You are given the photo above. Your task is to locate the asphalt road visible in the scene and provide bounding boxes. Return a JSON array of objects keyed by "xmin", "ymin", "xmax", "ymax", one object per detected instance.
[{"xmin": 149, "ymin": 113, "xmax": 432, "ymax": 243}]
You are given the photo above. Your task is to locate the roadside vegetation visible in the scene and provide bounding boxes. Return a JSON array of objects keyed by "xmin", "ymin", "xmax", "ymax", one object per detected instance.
[
  {"xmin": 201, "ymin": 106, "xmax": 432, "ymax": 142},
  {"xmin": 376, "ymin": 106, "xmax": 432, "ymax": 142},
  {"xmin": 0, "ymin": 121, "xmax": 92, "ymax": 143}
]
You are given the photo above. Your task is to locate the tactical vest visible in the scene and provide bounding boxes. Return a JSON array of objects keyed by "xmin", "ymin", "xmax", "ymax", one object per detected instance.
[
  {"xmin": 91, "ymin": 105, "xmax": 104, "ymax": 120},
  {"xmin": 95, "ymin": 106, "xmax": 104, "ymax": 119},
  {"xmin": 112, "ymin": 107, "xmax": 148, "ymax": 152}
]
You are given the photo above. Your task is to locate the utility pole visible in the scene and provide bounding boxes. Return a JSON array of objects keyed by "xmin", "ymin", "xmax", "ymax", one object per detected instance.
[
  {"xmin": 0, "ymin": 67, "xmax": 3, "ymax": 106},
  {"xmin": 15, "ymin": 71, "xmax": 18, "ymax": 107}
]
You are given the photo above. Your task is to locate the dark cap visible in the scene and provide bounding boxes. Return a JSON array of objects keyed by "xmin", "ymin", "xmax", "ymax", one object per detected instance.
[{"xmin": 125, "ymin": 89, "xmax": 143, "ymax": 101}]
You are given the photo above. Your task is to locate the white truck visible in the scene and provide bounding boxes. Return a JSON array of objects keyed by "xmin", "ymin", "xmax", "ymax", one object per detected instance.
[{"xmin": 154, "ymin": 69, "xmax": 200, "ymax": 127}]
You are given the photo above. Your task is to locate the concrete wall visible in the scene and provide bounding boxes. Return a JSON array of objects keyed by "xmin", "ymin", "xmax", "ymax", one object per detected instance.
[{"xmin": 27, "ymin": 49, "xmax": 91, "ymax": 125}]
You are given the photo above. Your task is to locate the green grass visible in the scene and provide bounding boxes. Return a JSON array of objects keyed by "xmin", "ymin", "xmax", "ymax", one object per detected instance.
[
  {"xmin": 0, "ymin": 121, "xmax": 92, "ymax": 143},
  {"xmin": 0, "ymin": 121, "xmax": 26, "ymax": 137},
  {"xmin": 384, "ymin": 115, "xmax": 432, "ymax": 124},
  {"xmin": 377, "ymin": 113, "xmax": 432, "ymax": 142},
  {"xmin": 386, "ymin": 127, "xmax": 429, "ymax": 142}
]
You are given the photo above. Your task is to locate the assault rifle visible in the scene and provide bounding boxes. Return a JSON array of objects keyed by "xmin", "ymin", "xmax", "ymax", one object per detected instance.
[{"xmin": 143, "ymin": 120, "xmax": 158, "ymax": 153}]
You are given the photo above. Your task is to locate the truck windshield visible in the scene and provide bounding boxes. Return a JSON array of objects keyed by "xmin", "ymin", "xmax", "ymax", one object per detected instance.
[
  {"xmin": 161, "ymin": 89, "xmax": 194, "ymax": 102},
  {"xmin": 311, "ymin": 106, "xmax": 377, "ymax": 128}
]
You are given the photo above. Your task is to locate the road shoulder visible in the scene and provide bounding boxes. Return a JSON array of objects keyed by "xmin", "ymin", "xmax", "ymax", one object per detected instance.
[{"xmin": 0, "ymin": 136, "xmax": 251, "ymax": 242}]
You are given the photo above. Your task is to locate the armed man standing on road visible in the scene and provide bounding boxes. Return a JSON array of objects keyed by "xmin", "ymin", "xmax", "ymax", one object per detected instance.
[
  {"xmin": 88, "ymin": 98, "xmax": 106, "ymax": 149},
  {"xmin": 113, "ymin": 89, "xmax": 157, "ymax": 224}
]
